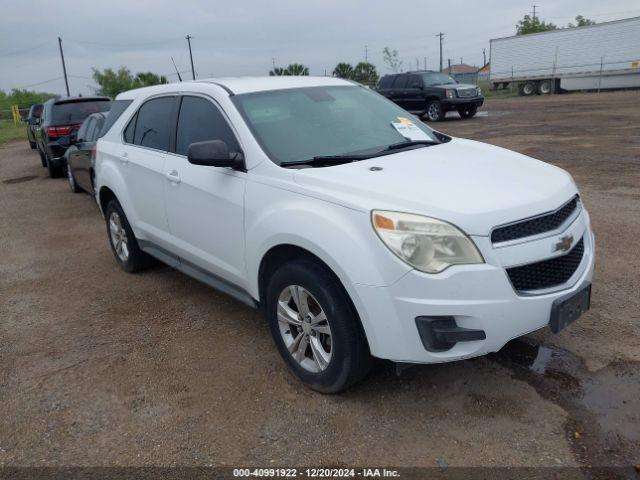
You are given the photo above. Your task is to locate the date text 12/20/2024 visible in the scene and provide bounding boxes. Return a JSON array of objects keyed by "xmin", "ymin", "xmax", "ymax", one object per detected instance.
[{"xmin": 233, "ymin": 468, "xmax": 400, "ymax": 478}]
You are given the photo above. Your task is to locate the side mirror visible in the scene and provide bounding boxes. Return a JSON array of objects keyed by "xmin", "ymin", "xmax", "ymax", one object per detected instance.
[
  {"xmin": 187, "ymin": 140, "xmax": 245, "ymax": 170},
  {"xmin": 58, "ymin": 135, "xmax": 72, "ymax": 147}
]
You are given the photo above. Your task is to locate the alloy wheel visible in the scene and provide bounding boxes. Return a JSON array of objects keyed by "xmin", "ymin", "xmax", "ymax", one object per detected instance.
[
  {"xmin": 427, "ymin": 103, "xmax": 440, "ymax": 121},
  {"xmin": 277, "ymin": 285, "xmax": 332, "ymax": 373},
  {"xmin": 108, "ymin": 211, "xmax": 129, "ymax": 262}
]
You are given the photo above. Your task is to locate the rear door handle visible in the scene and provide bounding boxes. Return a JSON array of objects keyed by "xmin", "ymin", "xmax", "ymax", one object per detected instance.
[
  {"xmin": 165, "ymin": 169, "xmax": 181, "ymax": 183},
  {"xmin": 119, "ymin": 152, "xmax": 129, "ymax": 164}
]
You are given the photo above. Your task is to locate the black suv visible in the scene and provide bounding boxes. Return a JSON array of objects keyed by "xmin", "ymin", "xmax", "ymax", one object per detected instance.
[
  {"xmin": 35, "ymin": 96, "xmax": 111, "ymax": 177},
  {"xmin": 376, "ymin": 71, "xmax": 484, "ymax": 122},
  {"xmin": 26, "ymin": 103, "xmax": 43, "ymax": 149}
]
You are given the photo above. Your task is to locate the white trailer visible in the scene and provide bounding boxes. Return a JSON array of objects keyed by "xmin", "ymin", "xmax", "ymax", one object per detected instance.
[{"xmin": 489, "ymin": 16, "xmax": 640, "ymax": 95}]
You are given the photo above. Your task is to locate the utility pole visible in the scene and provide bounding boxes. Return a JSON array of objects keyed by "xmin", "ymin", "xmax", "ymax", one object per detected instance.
[
  {"xmin": 483, "ymin": 48, "xmax": 486, "ymax": 65},
  {"xmin": 460, "ymin": 57, "xmax": 463, "ymax": 64},
  {"xmin": 57, "ymin": 37, "xmax": 70, "ymax": 97},
  {"xmin": 532, "ymin": 5, "xmax": 538, "ymax": 20},
  {"xmin": 423, "ymin": 56, "xmax": 427, "ymax": 70},
  {"xmin": 416, "ymin": 58, "xmax": 419, "ymax": 71},
  {"xmin": 365, "ymin": 45, "xmax": 368, "ymax": 63},
  {"xmin": 436, "ymin": 32, "xmax": 444, "ymax": 72},
  {"xmin": 186, "ymin": 35, "xmax": 196, "ymax": 80},
  {"xmin": 448, "ymin": 58, "xmax": 451, "ymax": 70}
]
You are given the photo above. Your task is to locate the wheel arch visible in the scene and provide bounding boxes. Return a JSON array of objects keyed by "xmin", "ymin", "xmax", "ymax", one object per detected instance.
[{"xmin": 257, "ymin": 242, "xmax": 373, "ymax": 355}]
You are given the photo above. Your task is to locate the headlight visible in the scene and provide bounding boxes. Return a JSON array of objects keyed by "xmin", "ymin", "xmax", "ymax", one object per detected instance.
[
  {"xmin": 372, "ymin": 210, "xmax": 484, "ymax": 273},
  {"xmin": 476, "ymin": 86, "xmax": 482, "ymax": 96},
  {"xmin": 445, "ymin": 89, "xmax": 456, "ymax": 99}
]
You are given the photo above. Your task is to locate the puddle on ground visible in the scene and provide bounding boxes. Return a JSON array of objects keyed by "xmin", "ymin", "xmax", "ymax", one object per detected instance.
[{"xmin": 492, "ymin": 338, "xmax": 640, "ymax": 468}]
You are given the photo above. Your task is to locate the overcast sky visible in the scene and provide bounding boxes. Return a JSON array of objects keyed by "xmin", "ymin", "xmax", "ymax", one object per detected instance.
[{"xmin": 1, "ymin": 0, "xmax": 639, "ymax": 95}]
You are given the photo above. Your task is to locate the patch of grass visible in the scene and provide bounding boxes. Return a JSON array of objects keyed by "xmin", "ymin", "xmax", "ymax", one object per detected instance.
[
  {"xmin": 0, "ymin": 120, "xmax": 26, "ymax": 145},
  {"xmin": 478, "ymin": 81, "xmax": 518, "ymax": 99}
]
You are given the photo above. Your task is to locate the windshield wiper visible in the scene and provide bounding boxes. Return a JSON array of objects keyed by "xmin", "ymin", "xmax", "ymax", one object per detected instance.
[
  {"xmin": 281, "ymin": 154, "xmax": 373, "ymax": 168},
  {"xmin": 281, "ymin": 140, "xmax": 441, "ymax": 168},
  {"xmin": 384, "ymin": 139, "xmax": 440, "ymax": 151}
]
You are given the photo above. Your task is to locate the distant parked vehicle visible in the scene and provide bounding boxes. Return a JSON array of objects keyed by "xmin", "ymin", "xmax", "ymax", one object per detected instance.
[
  {"xmin": 62, "ymin": 112, "xmax": 107, "ymax": 194},
  {"xmin": 376, "ymin": 71, "xmax": 484, "ymax": 121},
  {"xmin": 490, "ymin": 16, "xmax": 640, "ymax": 95},
  {"xmin": 35, "ymin": 97, "xmax": 111, "ymax": 178},
  {"xmin": 25, "ymin": 104, "xmax": 43, "ymax": 149}
]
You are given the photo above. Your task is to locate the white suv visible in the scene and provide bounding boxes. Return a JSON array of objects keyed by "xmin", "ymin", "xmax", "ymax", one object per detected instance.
[{"xmin": 95, "ymin": 77, "xmax": 595, "ymax": 392}]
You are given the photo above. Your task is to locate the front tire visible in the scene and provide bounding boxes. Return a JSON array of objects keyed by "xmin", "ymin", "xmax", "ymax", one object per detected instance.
[
  {"xmin": 265, "ymin": 259, "xmax": 372, "ymax": 393},
  {"xmin": 29, "ymin": 140, "xmax": 36, "ymax": 150},
  {"xmin": 424, "ymin": 99, "xmax": 444, "ymax": 122},
  {"xmin": 105, "ymin": 200, "xmax": 154, "ymax": 273},
  {"xmin": 458, "ymin": 105, "xmax": 478, "ymax": 119}
]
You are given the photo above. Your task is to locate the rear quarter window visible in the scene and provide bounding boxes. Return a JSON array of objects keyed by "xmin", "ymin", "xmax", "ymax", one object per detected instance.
[
  {"xmin": 378, "ymin": 76, "xmax": 394, "ymax": 89},
  {"xmin": 98, "ymin": 100, "xmax": 132, "ymax": 138}
]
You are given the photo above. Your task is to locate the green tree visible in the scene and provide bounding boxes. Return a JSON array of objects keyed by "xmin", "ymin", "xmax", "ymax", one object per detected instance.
[
  {"xmin": 0, "ymin": 89, "xmax": 56, "ymax": 120},
  {"xmin": 269, "ymin": 67, "xmax": 287, "ymax": 76},
  {"xmin": 333, "ymin": 62, "xmax": 354, "ymax": 79},
  {"xmin": 352, "ymin": 62, "xmax": 379, "ymax": 86},
  {"xmin": 92, "ymin": 67, "xmax": 167, "ymax": 98},
  {"xmin": 284, "ymin": 63, "xmax": 309, "ymax": 76},
  {"xmin": 516, "ymin": 15, "xmax": 557, "ymax": 35},
  {"xmin": 133, "ymin": 72, "xmax": 168, "ymax": 88},
  {"xmin": 269, "ymin": 64, "xmax": 309, "ymax": 76},
  {"xmin": 382, "ymin": 47, "xmax": 403, "ymax": 72},
  {"xmin": 568, "ymin": 15, "xmax": 596, "ymax": 27}
]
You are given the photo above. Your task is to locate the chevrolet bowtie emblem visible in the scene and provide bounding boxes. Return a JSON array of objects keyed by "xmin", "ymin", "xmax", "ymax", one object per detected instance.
[{"xmin": 554, "ymin": 234, "xmax": 574, "ymax": 253}]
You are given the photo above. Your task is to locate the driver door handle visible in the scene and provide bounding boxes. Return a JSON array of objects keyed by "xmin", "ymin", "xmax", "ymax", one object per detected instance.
[
  {"xmin": 119, "ymin": 151, "xmax": 129, "ymax": 164},
  {"xmin": 165, "ymin": 169, "xmax": 181, "ymax": 183}
]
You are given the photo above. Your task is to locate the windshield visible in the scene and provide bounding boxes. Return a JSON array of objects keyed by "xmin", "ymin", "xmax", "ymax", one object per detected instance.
[
  {"xmin": 232, "ymin": 86, "xmax": 438, "ymax": 165},
  {"xmin": 422, "ymin": 73, "xmax": 457, "ymax": 86},
  {"xmin": 52, "ymin": 100, "xmax": 111, "ymax": 124}
]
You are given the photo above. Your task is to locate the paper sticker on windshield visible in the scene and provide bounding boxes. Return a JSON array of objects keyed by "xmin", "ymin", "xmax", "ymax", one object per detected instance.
[{"xmin": 391, "ymin": 119, "xmax": 431, "ymax": 141}]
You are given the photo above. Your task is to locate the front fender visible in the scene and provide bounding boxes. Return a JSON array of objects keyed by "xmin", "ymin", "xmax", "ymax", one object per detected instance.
[{"xmin": 245, "ymin": 182, "xmax": 411, "ymax": 299}]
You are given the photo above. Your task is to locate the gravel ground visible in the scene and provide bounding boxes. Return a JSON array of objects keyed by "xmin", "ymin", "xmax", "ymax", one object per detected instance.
[{"xmin": 1, "ymin": 91, "xmax": 639, "ymax": 473}]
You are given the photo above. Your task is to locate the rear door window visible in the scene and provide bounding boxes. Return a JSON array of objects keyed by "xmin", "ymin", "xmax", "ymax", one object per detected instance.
[
  {"xmin": 392, "ymin": 75, "xmax": 408, "ymax": 88},
  {"xmin": 174, "ymin": 96, "xmax": 239, "ymax": 156},
  {"xmin": 131, "ymin": 97, "xmax": 175, "ymax": 151},
  {"xmin": 52, "ymin": 100, "xmax": 111, "ymax": 124},
  {"xmin": 77, "ymin": 118, "xmax": 93, "ymax": 142},
  {"xmin": 407, "ymin": 75, "xmax": 422, "ymax": 88}
]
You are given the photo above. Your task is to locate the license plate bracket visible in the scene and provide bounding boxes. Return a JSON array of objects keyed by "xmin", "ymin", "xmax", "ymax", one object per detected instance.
[{"xmin": 549, "ymin": 284, "xmax": 591, "ymax": 334}]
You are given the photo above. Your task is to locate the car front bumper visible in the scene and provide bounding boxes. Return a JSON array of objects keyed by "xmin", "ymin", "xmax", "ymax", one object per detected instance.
[
  {"xmin": 442, "ymin": 96, "xmax": 484, "ymax": 110},
  {"xmin": 350, "ymin": 213, "xmax": 595, "ymax": 364}
]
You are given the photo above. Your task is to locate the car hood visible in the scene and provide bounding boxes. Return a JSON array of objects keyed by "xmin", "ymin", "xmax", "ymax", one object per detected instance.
[{"xmin": 292, "ymin": 138, "xmax": 577, "ymax": 236}]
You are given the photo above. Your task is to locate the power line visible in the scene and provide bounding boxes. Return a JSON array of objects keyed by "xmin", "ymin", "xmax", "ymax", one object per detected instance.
[{"xmin": 0, "ymin": 43, "xmax": 49, "ymax": 58}]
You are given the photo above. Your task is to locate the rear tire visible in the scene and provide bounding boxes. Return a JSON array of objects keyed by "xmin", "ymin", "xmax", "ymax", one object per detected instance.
[
  {"xmin": 105, "ymin": 200, "xmax": 154, "ymax": 273},
  {"xmin": 265, "ymin": 259, "xmax": 372, "ymax": 393},
  {"xmin": 45, "ymin": 151, "xmax": 63, "ymax": 178},
  {"xmin": 38, "ymin": 148, "xmax": 47, "ymax": 168},
  {"xmin": 519, "ymin": 81, "xmax": 537, "ymax": 96},
  {"xmin": 538, "ymin": 79, "xmax": 552, "ymax": 95},
  {"xmin": 424, "ymin": 99, "xmax": 444, "ymax": 122},
  {"xmin": 458, "ymin": 105, "xmax": 478, "ymax": 119}
]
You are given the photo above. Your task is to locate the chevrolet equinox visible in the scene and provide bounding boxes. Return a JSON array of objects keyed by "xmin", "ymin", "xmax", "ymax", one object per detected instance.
[{"xmin": 95, "ymin": 77, "xmax": 595, "ymax": 392}]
